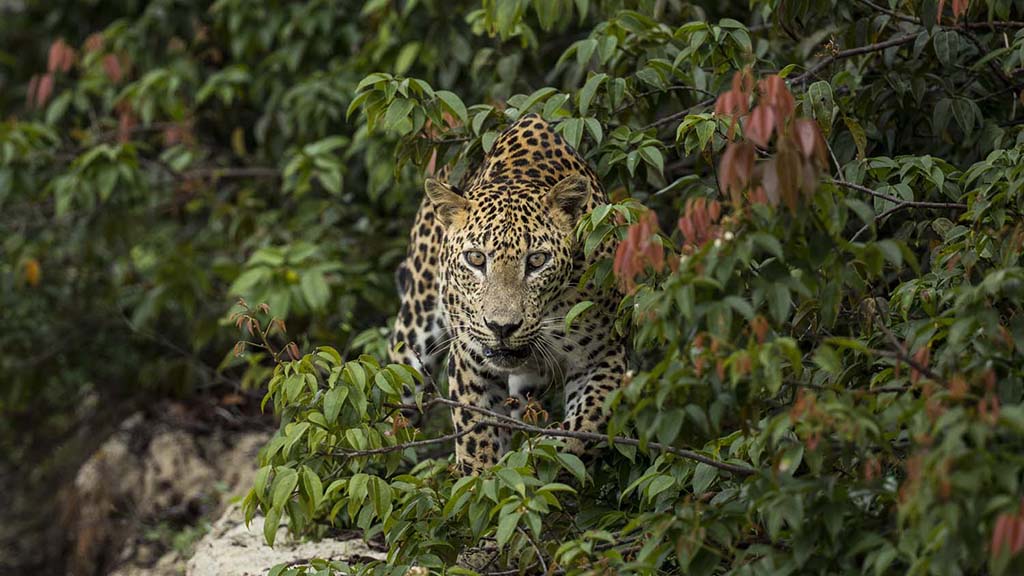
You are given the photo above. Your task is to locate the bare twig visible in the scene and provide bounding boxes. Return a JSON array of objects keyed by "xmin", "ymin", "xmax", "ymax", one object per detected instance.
[
  {"xmin": 640, "ymin": 97, "xmax": 716, "ymax": 131},
  {"xmin": 332, "ymin": 424, "xmax": 480, "ymax": 458},
  {"xmin": 830, "ymin": 179, "xmax": 968, "ymax": 241},
  {"xmin": 790, "ymin": 34, "xmax": 919, "ymax": 86},
  {"xmin": 833, "ymin": 179, "xmax": 967, "ymax": 210},
  {"xmin": 516, "ymin": 526, "xmax": 549, "ymax": 575},
  {"xmin": 421, "ymin": 134, "xmax": 472, "ymax": 144},
  {"xmin": 853, "ymin": 0, "xmax": 921, "ymax": 24},
  {"xmin": 384, "ymin": 396, "xmax": 757, "ymax": 475},
  {"xmin": 866, "ymin": 305, "xmax": 946, "ymax": 385}
]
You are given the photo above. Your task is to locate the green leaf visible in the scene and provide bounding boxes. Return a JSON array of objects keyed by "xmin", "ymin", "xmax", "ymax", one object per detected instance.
[
  {"xmin": 271, "ymin": 468, "xmax": 299, "ymax": 510},
  {"xmin": 559, "ymin": 117, "xmax": 584, "ymax": 149},
  {"xmin": 564, "ymin": 300, "xmax": 595, "ymax": 332},
  {"xmin": 645, "ymin": 475, "xmax": 675, "ymax": 500},
  {"xmin": 638, "ymin": 146, "xmax": 664, "ymax": 176},
  {"xmin": 766, "ymin": 283, "xmax": 791, "ymax": 323},
  {"xmin": 300, "ymin": 272, "xmax": 330, "ymax": 311},
  {"xmin": 383, "ymin": 97, "xmax": 415, "ymax": 132},
  {"xmin": 844, "ymin": 116, "xmax": 867, "ymax": 159},
  {"xmin": 496, "ymin": 467, "xmax": 526, "ymax": 496},
  {"xmin": 496, "ymin": 511, "xmax": 522, "ymax": 548},
  {"xmin": 435, "ymin": 90, "xmax": 468, "ymax": 125},
  {"xmin": 691, "ymin": 463, "xmax": 717, "ymax": 493},
  {"xmin": 578, "ymin": 73, "xmax": 607, "ymax": 116},
  {"xmin": 554, "ymin": 452, "xmax": 587, "ymax": 483},
  {"xmin": 263, "ymin": 506, "xmax": 281, "ymax": 547},
  {"xmin": 301, "ymin": 465, "xmax": 324, "ymax": 511},
  {"xmin": 807, "ymin": 81, "xmax": 834, "ymax": 135},
  {"xmin": 323, "ymin": 385, "xmax": 349, "ymax": 423},
  {"xmin": 933, "ymin": 30, "xmax": 960, "ymax": 66}
]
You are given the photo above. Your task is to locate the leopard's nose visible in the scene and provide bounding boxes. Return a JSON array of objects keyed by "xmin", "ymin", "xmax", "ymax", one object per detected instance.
[{"xmin": 485, "ymin": 319, "xmax": 522, "ymax": 340}]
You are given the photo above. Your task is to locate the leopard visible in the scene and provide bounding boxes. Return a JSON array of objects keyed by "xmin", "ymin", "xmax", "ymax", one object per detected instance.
[{"xmin": 389, "ymin": 113, "xmax": 625, "ymax": 472}]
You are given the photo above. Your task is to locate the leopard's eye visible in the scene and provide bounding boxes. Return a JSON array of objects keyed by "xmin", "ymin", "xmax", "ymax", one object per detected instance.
[
  {"xmin": 526, "ymin": 252, "xmax": 550, "ymax": 271},
  {"xmin": 464, "ymin": 250, "xmax": 487, "ymax": 269}
]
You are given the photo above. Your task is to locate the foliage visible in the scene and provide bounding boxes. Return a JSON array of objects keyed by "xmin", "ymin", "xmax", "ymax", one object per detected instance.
[{"xmin": 5, "ymin": 0, "xmax": 1024, "ymax": 574}]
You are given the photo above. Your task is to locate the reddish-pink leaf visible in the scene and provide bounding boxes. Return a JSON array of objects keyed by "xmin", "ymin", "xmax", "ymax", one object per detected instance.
[
  {"xmin": 760, "ymin": 75, "xmax": 795, "ymax": 121},
  {"xmin": 35, "ymin": 73, "xmax": 54, "ymax": 108},
  {"xmin": 102, "ymin": 54, "xmax": 124, "ymax": 83},
  {"xmin": 952, "ymin": 0, "xmax": 969, "ymax": 18},
  {"xmin": 26, "ymin": 75, "xmax": 40, "ymax": 107},
  {"xmin": 614, "ymin": 210, "xmax": 662, "ymax": 292},
  {"xmin": 761, "ymin": 158, "xmax": 781, "ymax": 207},
  {"xmin": 746, "ymin": 104, "xmax": 775, "ymax": 147},
  {"xmin": 793, "ymin": 118, "xmax": 828, "ymax": 168},
  {"xmin": 84, "ymin": 33, "xmax": 104, "ymax": 53},
  {"xmin": 776, "ymin": 145, "xmax": 801, "ymax": 213},
  {"xmin": 48, "ymin": 39, "xmax": 75, "ymax": 73},
  {"xmin": 117, "ymin": 107, "xmax": 137, "ymax": 143},
  {"xmin": 1012, "ymin": 517, "xmax": 1024, "ymax": 555}
]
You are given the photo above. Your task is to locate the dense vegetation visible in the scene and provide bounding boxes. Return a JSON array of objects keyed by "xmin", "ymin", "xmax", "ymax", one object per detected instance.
[{"xmin": 4, "ymin": 0, "xmax": 1024, "ymax": 574}]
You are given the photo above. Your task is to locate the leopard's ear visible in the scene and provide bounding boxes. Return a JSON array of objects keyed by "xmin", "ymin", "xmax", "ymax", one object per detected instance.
[
  {"xmin": 547, "ymin": 173, "xmax": 592, "ymax": 221},
  {"xmin": 425, "ymin": 179, "xmax": 470, "ymax": 227}
]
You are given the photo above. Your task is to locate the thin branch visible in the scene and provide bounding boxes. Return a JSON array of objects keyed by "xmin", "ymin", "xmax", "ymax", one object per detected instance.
[
  {"xmin": 332, "ymin": 424, "xmax": 480, "ymax": 458},
  {"xmin": 640, "ymin": 96, "xmax": 716, "ymax": 131},
  {"xmin": 421, "ymin": 134, "xmax": 472, "ymax": 144},
  {"xmin": 833, "ymin": 179, "xmax": 967, "ymax": 210},
  {"xmin": 182, "ymin": 166, "xmax": 280, "ymax": 180},
  {"xmin": 516, "ymin": 526, "xmax": 549, "ymax": 575},
  {"xmin": 830, "ymin": 179, "xmax": 968, "ymax": 241},
  {"xmin": 790, "ymin": 34, "xmax": 919, "ymax": 86},
  {"xmin": 614, "ymin": 85, "xmax": 717, "ymax": 116},
  {"xmin": 854, "ymin": 0, "xmax": 920, "ymax": 24},
  {"xmin": 386, "ymin": 397, "xmax": 757, "ymax": 476},
  {"xmin": 960, "ymin": 20, "xmax": 1024, "ymax": 30},
  {"xmin": 866, "ymin": 305, "xmax": 946, "ymax": 385},
  {"xmin": 959, "ymin": 29, "xmax": 1015, "ymax": 89},
  {"xmin": 476, "ymin": 418, "xmax": 757, "ymax": 476}
]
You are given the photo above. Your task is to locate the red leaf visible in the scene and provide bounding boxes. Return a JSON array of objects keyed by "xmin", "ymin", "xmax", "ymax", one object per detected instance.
[
  {"xmin": 714, "ymin": 90, "xmax": 747, "ymax": 140},
  {"xmin": 730, "ymin": 68, "xmax": 754, "ymax": 98},
  {"xmin": 34, "ymin": 73, "xmax": 54, "ymax": 108},
  {"xmin": 952, "ymin": 0, "xmax": 969, "ymax": 18},
  {"xmin": 746, "ymin": 104, "xmax": 775, "ymax": 147},
  {"xmin": 761, "ymin": 158, "xmax": 781, "ymax": 207},
  {"xmin": 794, "ymin": 118, "xmax": 826, "ymax": 165},
  {"xmin": 1012, "ymin": 516, "xmax": 1024, "ymax": 555},
  {"xmin": 718, "ymin": 142, "xmax": 754, "ymax": 204},
  {"xmin": 84, "ymin": 33, "xmax": 104, "ymax": 53},
  {"xmin": 118, "ymin": 108, "xmax": 137, "ymax": 143},
  {"xmin": 776, "ymin": 145, "xmax": 801, "ymax": 213},
  {"xmin": 613, "ymin": 210, "xmax": 663, "ymax": 292},
  {"xmin": 759, "ymin": 75, "xmax": 795, "ymax": 121},
  {"xmin": 102, "ymin": 54, "xmax": 124, "ymax": 83},
  {"xmin": 47, "ymin": 39, "xmax": 75, "ymax": 73},
  {"xmin": 26, "ymin": 75, "xmax": 39, "ymax": 107}
]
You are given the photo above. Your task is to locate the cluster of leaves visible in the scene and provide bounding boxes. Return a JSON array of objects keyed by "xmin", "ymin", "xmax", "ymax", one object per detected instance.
[{"xmin": 6, "ymin": 0, "xmax": 1024, "ymax": 574}]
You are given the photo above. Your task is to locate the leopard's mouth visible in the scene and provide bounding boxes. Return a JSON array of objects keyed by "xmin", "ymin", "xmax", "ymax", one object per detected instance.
[{"xmin": 481, "ymin": 344, "xmax": 532, "ymax": 369}]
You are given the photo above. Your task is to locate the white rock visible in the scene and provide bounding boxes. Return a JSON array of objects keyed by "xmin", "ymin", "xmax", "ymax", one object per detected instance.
[{"xmin": 187, "ymin": 504, "xmax": 385, "ymax": 576}]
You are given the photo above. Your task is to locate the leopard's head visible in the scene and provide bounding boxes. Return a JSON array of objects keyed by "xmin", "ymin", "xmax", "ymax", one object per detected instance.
[{"xmin": 427, "ymin": 171, "xmax": 591, "ymax": 372}]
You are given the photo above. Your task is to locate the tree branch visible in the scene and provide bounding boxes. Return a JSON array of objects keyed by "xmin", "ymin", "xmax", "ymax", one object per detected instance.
[
  {"xmin": 640, "ymin": 96, "xmax": 716, "ymax": 131},
  {"xmin": 832, "ymin": 179, "xmax": 967, "ymax": 210},
  {"xmin": 866, "ymin": 304, "xmax": 946, "ymax": 385},
  {"xmin": 384, "ymin": 397, "xmax": 757, "ymax": 476},
  {"xmin": 790, "ymin": 34, "xmax": 919, "ymax": 86},
  {"xmin": 332, "ymin": 424, "xmax": 480, "ymax": 458},
  {"xmin": 830, "ymin": 179, "xmax": 968, "ymax": 241}
]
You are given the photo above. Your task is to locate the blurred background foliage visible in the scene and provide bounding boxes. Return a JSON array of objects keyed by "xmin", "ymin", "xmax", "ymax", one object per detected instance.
[{"xmin": 4, "ymin": 0, "xmax": 1024, "ymax": 574}]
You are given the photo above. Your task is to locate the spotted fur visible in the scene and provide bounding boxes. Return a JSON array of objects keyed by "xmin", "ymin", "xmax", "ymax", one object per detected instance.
[{"xmin": 390, "ymin": 114, "xmax": 625, "ymax": 471}]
